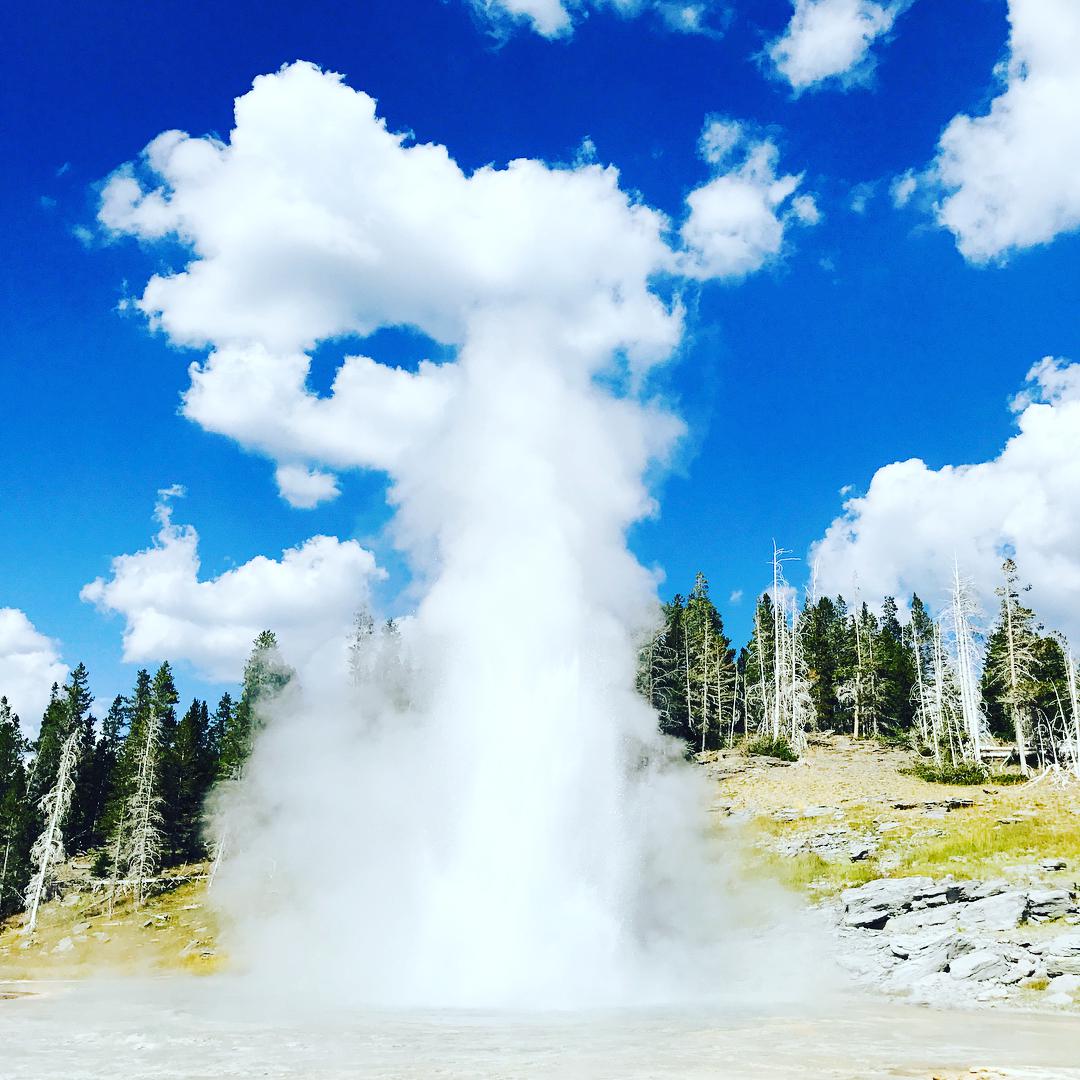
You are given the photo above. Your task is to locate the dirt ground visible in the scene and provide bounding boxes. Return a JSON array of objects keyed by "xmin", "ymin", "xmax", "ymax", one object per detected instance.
[{"xmin": 0, "ymin": 869, "xmax": 218, "ymax": 982}]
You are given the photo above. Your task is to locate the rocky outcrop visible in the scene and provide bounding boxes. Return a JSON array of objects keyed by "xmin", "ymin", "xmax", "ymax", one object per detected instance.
[{"xmin": 836, "ymin": 876, "xmax": 1080, "ymax": 1007}]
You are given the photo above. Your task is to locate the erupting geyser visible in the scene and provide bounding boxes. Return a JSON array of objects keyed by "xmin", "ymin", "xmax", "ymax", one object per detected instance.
[{"xmin": 97, "ymin": 61, "xmax": 792, "ymax": 1006}]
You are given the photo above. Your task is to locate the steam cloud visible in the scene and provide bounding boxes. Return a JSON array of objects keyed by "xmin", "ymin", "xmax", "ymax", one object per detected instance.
[{"xmin": 98, "ymin": 62, "xmax": 820, "ymax": 1006}]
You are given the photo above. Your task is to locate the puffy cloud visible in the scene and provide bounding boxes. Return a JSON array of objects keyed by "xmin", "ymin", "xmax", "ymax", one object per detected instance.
[
  {"xmin": 98, "ymin": 62, "xmax": 679, "ymax": 364},
  {"xmin": 767, "ymin": 0, "xmax": 912, "ymax": 93},
  {"xmin": 469, "ymin": 0, "xmax": 725, "ymax": 39},
  {"xmin": 274, "ymin": 464, "xmax": 341, "ymax": 509},
  {"xmin": 81, "ymin": 489, "xmax": 383, "ymax": 682},
  {"xmin": 99, "ymin": 64, "xmax": 810, "ymax": 498},
  {"xmin": 811, "ymin": 358, "xmax": 1080, "ymax": 639},
  {"xmin": 182, "ymin": 345, "xmax": 457, "ymax": 482},
  {"xmin": 681, "ymin": 119, "xmax": 819, "ymax": 280},
  {"xmin": 0, "ymin": 609, "xmax": 68, "ymax": 736},
  {"xmin": 928, "ymin": 0, "xmax": 1080, "ymax": 263}
]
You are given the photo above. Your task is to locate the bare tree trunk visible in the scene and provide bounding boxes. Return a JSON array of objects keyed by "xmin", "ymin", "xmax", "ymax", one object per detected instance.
[
  {"xmin": 0, "ymin": 832, "xmax": 11, "ymax": 914},
  {"xmin": 772, "ymin": 552, "xmax": 782, "ymax": 741},
  {"xmin": 700, "ymin": 625, "xmax": 710, "ymax": 753},
  {"xmin": 853, "ymin": 614, "xmax": 862, "ymax": 740},
  {"xmin": 728, "ymin": 666, "xmax": 738, "ymax": 745},
  {"xmin": 25, "ymin": 730, "xmax": 80, "ymax": 935},
  {"xmin": 1065, "ymin": 644, "xmax": 1080, "ymax": 778},
  {"xmin": 951, "ymin": 560, "xmax": 983, "ymax": 762}
]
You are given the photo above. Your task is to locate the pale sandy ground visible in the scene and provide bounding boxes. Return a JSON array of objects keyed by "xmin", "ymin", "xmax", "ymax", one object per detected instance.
[
  {"xmin": 705, "ymin": 734, "xmax": 1078, "ymax": 820},
  {"xmin": 1, "ymin": 978, "xmax": 1079, "ymax": 1079}
]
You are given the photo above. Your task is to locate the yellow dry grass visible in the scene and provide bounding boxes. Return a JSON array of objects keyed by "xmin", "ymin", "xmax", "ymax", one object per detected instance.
[
  {"xmin": 710, "ymin": 736, "xmax": 1080, "ymax": 897},
  {"xmin": 0, "ymin": 866, "xmax": 219, "ymax": 982}
]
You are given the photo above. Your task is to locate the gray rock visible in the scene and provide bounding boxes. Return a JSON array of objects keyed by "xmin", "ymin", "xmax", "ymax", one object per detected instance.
[
  {"xmin": 959, "ymin": 890, "xmax": 1028, "ymax": 931},
  {"xmin": 950, "ymin": 948, "xmax": 1008, "ymax": 982},
  {"xmin": 1044, "ymin": 932, "xmax": 1080, "ymax": 976},
  {"xmin": 958, "ymin": 879, "xmax": 1010, "ymax": 902},
  {"xmin": 1027, "ymin": 888, "xmax": 1076, "ymax": 922},
  {"xmin": 841, "ymin": 876, "xmax": 937, "ymax": 928},
  {"xmin": 886, "ymin": 928, "xmax": 971, "ymax": 981},
  {"xmin": 909, "ymin": 881, "xmax": 967, "ymax": 909},
  {"xmin": 885, "ymin": 903, "xmax": 962, "ymax": 934},
  {"xmin": 1047, "ymin": 973, "xmax": 1080, "ymax": 995},
  {"xmin": 999, "ymin": 953, "xmax": 1038, "ymax": 984}
]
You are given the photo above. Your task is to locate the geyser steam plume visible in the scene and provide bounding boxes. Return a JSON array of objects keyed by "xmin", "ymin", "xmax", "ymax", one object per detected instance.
[{"xmin": 97, "ymin": 62, "xmax": 811, "ymax": 1006}]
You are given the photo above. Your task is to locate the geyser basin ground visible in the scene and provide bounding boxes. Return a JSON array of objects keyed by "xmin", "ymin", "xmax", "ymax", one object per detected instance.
[{"xmin": 2, "ymin": 979, "xmax": 1079, "ymax": 1080}]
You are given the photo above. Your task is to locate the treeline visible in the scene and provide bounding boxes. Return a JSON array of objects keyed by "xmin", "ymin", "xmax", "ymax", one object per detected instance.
[
  {"xmin": 639, "ymin": 557, "xmax": 1080, "ymax": 774},
  {"xmin": 0, "ymin": 632, "xmax": 289, "ymax": 924}
]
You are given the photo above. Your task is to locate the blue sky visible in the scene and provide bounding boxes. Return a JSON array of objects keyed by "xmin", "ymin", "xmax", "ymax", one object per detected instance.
[{"xmin": 3, "ymin": 0, "xmax": 1079, "ymax": 719}]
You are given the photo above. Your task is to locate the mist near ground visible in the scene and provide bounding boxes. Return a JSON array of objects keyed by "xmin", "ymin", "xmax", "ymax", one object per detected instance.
[{"xmin": 3, "ymin": 976, "xmax": 1080, "ymax": 1080}]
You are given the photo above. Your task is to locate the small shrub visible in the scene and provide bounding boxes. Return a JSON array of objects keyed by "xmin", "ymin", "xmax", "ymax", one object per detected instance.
[
  {"xmin": 987, "ymin": 770, "xmax": 1027, "ymax": 786},
  {"xmin": 746, "ymin": 734, "xmax": 799, "ymax": 762},
  {"xmin": 901, "ymin": 759, "xmax": 989, "ymax": 785}
]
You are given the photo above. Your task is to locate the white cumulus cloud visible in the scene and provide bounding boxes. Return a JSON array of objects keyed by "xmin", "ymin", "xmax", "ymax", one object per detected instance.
[
  {"xmin": 681, "ymin": 118, "xmax": 819, "ymax": 280},
  {"xmin": 274, "ymin": 464, "xmax": 341, "ymax": 509},
  {"xmin": 810, "ymin": 357, "xmax": 1080, "ymax": 640},
  {"xmin": 81, "ymin": 488, "xmax": 383, "ymax": 682},
  {"xmin": 0, "ymin": 608, "xmax": 68, "ymax": 737},
  {"xmin": 767, "ymin": 0, "xmax": 912, "ymax": 93},
  {"xmin": 929, "ymin": 0, "xmax": 1080, "ymax": 263},
  {"xmin": 98, "ymin": 64, "xmax": 810, "ymax": 501}
]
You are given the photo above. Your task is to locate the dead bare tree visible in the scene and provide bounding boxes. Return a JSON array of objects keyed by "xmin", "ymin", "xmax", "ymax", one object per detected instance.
[{"xmin": 24, "ymin": 729, "xmax": 80, "ymax": 935}]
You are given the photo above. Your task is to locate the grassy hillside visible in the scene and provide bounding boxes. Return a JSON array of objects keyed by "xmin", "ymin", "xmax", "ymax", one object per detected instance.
[{"xmin": 0, "ymin": 865, "xmax": 219, "ymax": 982}]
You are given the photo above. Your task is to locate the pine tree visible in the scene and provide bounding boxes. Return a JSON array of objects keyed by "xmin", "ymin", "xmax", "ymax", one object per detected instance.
[
  {"xmin": 875, "ymin": 597, "xmax": 916, "ymax": 738},
  {"xmin": 636, "ymin": 608, "xmax": 681, "ymax": 738},
  {"xmin": 172, "ymin": 698, "xmax": 212, "ymax": 862},
  {"xmin": 209, "ymin": 633, "xmax": 292, "ymax": 887},
  {"xmin": 26, "ymin": 685, "xmax": 69, "ymax": 811},
  {"xmin": 96, "ymin": 671, "xmax": 149, "ymax": 877},
  {"xmin": 217, "ymin": 631, "xmax": 291, "ymax": 781},
  {"xmin": 838, "ymin": 603, "xmax": 882, "ymax": 738},
  {"xmin": 63, "ymin": 663, "xmax": 99, "ymax": 853},
  {"xmin": 206, "ymin": 693, "xmax": 232, "ymax": 773},
  {"xmin": 86, "ymin": 696, "xmax": 127, "ymax": 854},
  {"xmin": 743, "ymin": 592, "xmax": 776, "ymax": 734},
  {"xmin": 0, "ymin": 698, "xmax": 31, "ymax": 919},
  {"xmin": 150, "ymin": 663, "xmax": 181, "ymax": 858},
  {"xmin": 683, "ymin": 573, "xmax": 736, "ymax": 751},
  {"xmin": 801, "ymin": 596, "xmax": 844, "ymax": 730}
]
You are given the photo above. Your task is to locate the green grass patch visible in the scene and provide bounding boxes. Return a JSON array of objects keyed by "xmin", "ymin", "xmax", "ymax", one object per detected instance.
[
  {"xmin": 901, "ymin": 759, "xmax": 991, "ymax": 785},
  {"xmin": 745, "ymin": 734, "xmax": 799, "ymax": 762}
]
